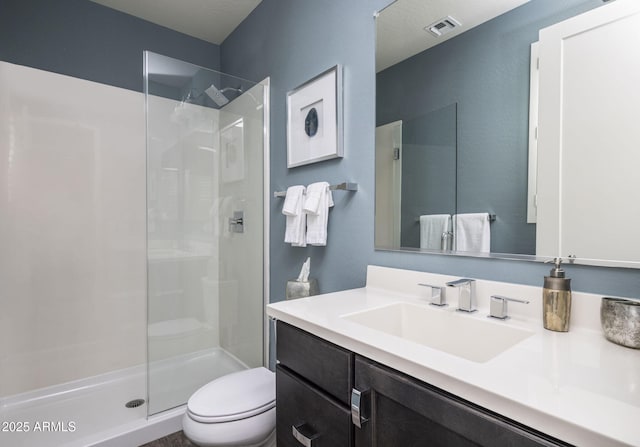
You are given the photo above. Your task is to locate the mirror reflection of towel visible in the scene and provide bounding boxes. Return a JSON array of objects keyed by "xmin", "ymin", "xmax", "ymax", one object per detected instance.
[
  {"xmin": 453, "ymin": 213, "xmax": 490, "ymax": 252},
  {"xmin": 419, "ymin": 214, "xmax": 451, "ymax": 250}
]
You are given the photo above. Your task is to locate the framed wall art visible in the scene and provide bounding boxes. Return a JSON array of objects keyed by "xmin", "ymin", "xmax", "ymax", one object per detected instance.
[{"xmin": 286, "ymin": 65, "xmax": 343, "ymax": 168}]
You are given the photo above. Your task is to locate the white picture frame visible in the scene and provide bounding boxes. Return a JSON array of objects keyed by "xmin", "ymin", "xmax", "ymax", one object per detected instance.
[{"xmin": 286, "ymin": 65, "xmax": 343, "ymax": 168}]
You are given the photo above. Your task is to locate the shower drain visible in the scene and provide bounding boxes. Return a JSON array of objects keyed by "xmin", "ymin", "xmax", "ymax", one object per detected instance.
[{"xmin": 125, "ymin": 399, "xmax": 146, "ymax": 409}]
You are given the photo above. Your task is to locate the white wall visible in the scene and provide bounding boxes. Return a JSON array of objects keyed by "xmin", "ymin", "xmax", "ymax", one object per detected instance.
[
  {"xmin": 216, "ymin": 84, "xmax": 265, "ymax": 368},
  {"xmin": 0, "ymin": 62, "xmax": 146, "ymax": 396}
]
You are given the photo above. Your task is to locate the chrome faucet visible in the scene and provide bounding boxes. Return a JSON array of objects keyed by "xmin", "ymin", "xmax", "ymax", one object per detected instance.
[
  {"xmin": 418, "ymin": 283, "xmax": 446, "ymax": 306},
  {"xmin": 446, "ymin": 278, "xmax": 477, "ymax": 312},
  {"xmin": 489, "ymin": 295, "xmax": 530, "ymax": 319}
]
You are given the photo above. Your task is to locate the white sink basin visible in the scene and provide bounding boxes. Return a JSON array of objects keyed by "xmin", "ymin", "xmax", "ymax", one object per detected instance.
[{"xmin": 342, "ymin": 302, "xmax": 534, "ymax": 363}]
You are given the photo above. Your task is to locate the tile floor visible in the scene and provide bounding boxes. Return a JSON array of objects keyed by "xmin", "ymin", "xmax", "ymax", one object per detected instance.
[{"xmin": 139, "ymin": 430, "xmax": 195, "ymax": 447}]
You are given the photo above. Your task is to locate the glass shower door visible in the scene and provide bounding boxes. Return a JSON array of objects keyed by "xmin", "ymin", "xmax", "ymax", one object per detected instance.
[{"xmin": 144, "ymin": 52, "xmax": 265, "ymax": 415}]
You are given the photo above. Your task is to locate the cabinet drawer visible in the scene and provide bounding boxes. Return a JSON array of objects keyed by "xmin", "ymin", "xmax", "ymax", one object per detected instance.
[
  {"xmin": 276, "ymin": 365, "xmax": 352, "ymax": 447},
  {"xmin": 354, "ymin": 356, "xmax": 572, "ymax": 447},
  {"xmin": 277, "ymin": 321, "xmax": 353, "ymax": 405}
]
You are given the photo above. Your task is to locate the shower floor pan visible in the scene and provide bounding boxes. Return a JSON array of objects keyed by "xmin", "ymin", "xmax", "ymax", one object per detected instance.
[{"xmin": 0, "ymin": 347, "xmax": 246, "ymax": 447}]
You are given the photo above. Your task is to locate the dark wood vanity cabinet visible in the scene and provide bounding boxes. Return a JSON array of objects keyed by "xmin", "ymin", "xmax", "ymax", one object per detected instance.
[
  {"xmin": 354, "ymin": 356, "xmax": 572, "ymax": 447},
  {"xmin": 276, "ymin": 321, "xmax": 571, "ymax": 447},
  {"xmin": 276, "ymin": 366, "xmax": 352, "ymax": 447},
  {"xmin": 276, "ymin": 321, "xmax": 354, "ymax": 447}
]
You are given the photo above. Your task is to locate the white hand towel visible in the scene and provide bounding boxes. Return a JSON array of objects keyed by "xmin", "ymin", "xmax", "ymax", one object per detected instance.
[
  {"xmin": 304, "ymin": 182, "xmax": 334, "ymax": 246},
  {"xmin": 282, "ymin": 185, "xmax": 306, "ymax": 247},
  {"xmin": 419, "ymin": 214, "xmax": 452, "ymax": 250},
  {"xmin": 302, "ymin": 182, "xmax": 324, "ymax": 215},
  {"xmin": 282, "ymin": 185, "xmax": 304, "ymax": 216},
  {"xmin": 453, "ymin": 213, "xmax": 491, "ymax": 252}
]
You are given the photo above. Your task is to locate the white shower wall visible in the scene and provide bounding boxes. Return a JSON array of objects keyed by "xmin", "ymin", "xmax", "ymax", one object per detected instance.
[
  {"xmin": 0, "ymin": 61, "xmax": 266, "ymax": 401},
  {"xmin": 0, "ymin": 61, "xmax": 147, "ymax": 397}
]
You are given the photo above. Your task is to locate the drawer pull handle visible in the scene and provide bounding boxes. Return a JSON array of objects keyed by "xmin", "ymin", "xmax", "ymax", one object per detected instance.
[
  {"xmin": 351, "ymin": 388, "xmax": 370, "ymax": 428},
  {"xmin": 292, "ymin": 423, "xmax": 319, "ymax": 447}
]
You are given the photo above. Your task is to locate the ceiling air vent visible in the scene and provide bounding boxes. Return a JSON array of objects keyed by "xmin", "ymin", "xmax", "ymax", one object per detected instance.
[{"xmin": 425, "ymin": 16, "xmax": 461, "ymax": 37}]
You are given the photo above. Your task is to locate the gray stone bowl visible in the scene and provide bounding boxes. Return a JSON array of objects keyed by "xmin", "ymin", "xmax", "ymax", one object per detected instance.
[{"xmin": 600, "ymin": 297, "xmax": 640, "ymax": 349}]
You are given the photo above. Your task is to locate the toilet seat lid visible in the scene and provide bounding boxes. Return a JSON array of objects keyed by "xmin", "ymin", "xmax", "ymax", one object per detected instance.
[{"xmin": 187, "ymin": 367, "xmax": 275, "ymax": 423}]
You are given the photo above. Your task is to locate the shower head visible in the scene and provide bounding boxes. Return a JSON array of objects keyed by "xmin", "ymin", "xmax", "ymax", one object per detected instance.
[
  {"xmin": 221, "ymin": 86, "xmax": 243, "ymax": 95},
  {"xmin": 204, "ymin": 84, "xmax": 230, "ymax": 107},
  {"xmin": 204, "ymin": 85, "xmax": 243, "ymax": 107}
]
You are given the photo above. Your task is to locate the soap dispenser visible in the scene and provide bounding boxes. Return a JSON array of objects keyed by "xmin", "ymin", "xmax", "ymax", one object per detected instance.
[{"xmin": 543, "ymin": 258, "xmax": 572, "ymax": 332}]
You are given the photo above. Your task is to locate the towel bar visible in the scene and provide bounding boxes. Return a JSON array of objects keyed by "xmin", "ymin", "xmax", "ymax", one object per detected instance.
[
  {"xmin": 415, "ymin": 214, "xmax": 496, "ymax": 223},
  {"xmin": 274, "ymin": 182, "xmax": 358, "ymax": 198}
]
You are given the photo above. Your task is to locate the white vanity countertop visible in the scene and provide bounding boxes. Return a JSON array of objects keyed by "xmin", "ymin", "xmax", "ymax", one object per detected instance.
[{"xmin": 267, "ymin": 265, "xmax": 640, "ymax": 447}]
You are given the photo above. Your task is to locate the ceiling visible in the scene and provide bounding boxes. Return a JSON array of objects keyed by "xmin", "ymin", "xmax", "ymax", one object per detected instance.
[
  {"xmin": 90, "ymin": 0, "xmax": 262, "ymax": 45},
  {"xmin": 376, "ymin": 0, "xmax": 530, "ymax": 72},
  {"xmin": 90, "ymin": 0, "xmax": 530, "ymax": 72}
]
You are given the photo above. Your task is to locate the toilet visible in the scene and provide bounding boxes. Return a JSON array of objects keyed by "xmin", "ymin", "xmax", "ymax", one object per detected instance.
[{"xmin": 182, "ymin": 367, "xmax": 276, "ymax": 447}]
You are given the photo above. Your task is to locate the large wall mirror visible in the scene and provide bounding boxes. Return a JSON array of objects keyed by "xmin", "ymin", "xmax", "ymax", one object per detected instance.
[{"xmin": 374, "ymin": 0, "xmax": 640, "ymax": 268}]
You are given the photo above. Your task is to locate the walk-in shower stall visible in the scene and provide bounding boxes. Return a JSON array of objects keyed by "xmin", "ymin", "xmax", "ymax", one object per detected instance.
[{"xmin": 0, "ymin": 52, "xmax": 268, "ymax": 446}]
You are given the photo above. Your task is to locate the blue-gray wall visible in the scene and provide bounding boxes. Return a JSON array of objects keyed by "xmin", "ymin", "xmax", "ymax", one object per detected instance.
[
  {"xmin": 377, "ymin": 0, "xmax": 603, "ymax": 255},
  {"xmin": 221, "ymin": 0, "xmax": 391, "ymax": 304},
  {"xmin": 0, "ymin": 0, "xmax": 220, "ymax": 92},
  {"xmin": 222, "ymin": 0, "xmax": 640, "ymax": 301},
  {"xmin": 2, "ymin": 0, "xmax": 638, "ymax": 305}
]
